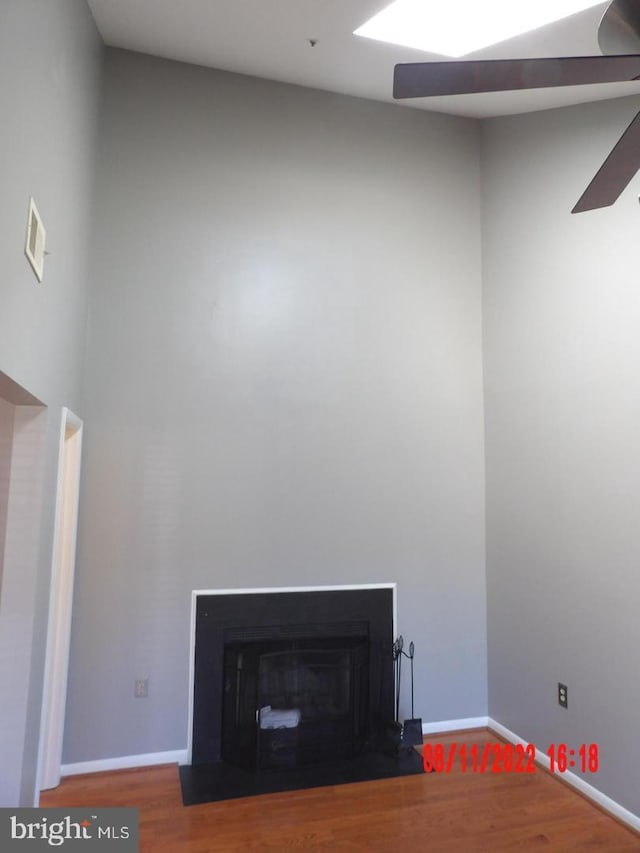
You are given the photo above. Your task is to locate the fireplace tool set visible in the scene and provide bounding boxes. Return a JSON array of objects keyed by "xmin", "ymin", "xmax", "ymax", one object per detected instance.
[{"xmin": 392, "ymin": 636, "xmax": 423, "ymax": 750}]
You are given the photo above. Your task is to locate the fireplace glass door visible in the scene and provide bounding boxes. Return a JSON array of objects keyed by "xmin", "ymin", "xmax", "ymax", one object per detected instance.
[{"xmin": 222, "ymin": 634, "xmax": 368, "ymax": 771}]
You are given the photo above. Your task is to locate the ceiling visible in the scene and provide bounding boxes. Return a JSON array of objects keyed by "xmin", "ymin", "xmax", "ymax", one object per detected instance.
[{"xmin": 86, "ymin": 0, "xmax": 640, "ymax": 118}]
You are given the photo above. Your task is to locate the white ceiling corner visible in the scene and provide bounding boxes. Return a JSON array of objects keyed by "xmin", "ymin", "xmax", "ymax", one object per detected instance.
[{"xmin": 86, "ymin": 0, "xmax": 640, "ymax": 118}]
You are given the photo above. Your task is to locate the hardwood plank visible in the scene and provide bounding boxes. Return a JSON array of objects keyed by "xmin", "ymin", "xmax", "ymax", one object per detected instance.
[{"xmin": 41, "ymin": 731, "xmax": 639, "ymax": 851}]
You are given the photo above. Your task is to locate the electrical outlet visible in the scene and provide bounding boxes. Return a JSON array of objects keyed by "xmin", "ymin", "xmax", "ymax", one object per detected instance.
[
  {"xmin": 558, "ymin": 682, "xmax": 567, "ymax": 709},
  {"xmin": 134, "ymin": 678, "xmax": 148, "ymax": 698}
]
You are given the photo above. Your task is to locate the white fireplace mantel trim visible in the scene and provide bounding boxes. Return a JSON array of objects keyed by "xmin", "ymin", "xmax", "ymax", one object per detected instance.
[{"xmin": 187, "ymin": 583, "xmax": 398, "ymax": 765}]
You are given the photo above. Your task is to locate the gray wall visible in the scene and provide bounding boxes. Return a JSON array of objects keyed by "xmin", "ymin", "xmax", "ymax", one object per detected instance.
[
  {"xmin": 0, "ymin": 0, "xmax": 103, "ymax": 805},
  {"xmin": 482, "ymin": 95, "xmax": 640, "ymax": 814},
  {"xmin": 65, "ymin": 49, "xmax": 487, "ymax": 763}
]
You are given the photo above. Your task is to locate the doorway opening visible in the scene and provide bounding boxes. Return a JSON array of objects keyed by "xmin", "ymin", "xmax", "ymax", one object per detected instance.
[{"xmin": 0, "ymin": 369, "xmax": 46, "ymax": 807}]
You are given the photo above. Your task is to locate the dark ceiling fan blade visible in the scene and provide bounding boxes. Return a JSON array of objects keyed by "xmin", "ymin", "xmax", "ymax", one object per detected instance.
[
  {"xmin": 572, "ymin": 108, "xmax": 640, "ymax": 213},
  {"xmin": 599, "ymin": 0, "xmax": 640, "ymax": 55},
  {"xmin": 393, "ymin": 55, "xmax": 640, "ymax": 99}
]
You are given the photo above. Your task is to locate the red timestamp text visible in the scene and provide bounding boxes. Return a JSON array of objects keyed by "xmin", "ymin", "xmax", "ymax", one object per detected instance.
[
  {"xmin": 422, "ymin": 742, "xmax": 599, "ymax": 774},
  {"xmin": 547, "ymin": 743, "xmax": 599, "ymax": 773}
]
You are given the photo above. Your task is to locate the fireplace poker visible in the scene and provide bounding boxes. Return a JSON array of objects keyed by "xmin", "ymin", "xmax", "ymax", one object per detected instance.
[
  {"xmin": 395, "ymin": 635, "xmax": 403, "ymax": 722},
  {"xmin": 402, "ymin": 640, "xmax": 423, "ymax": 747}
]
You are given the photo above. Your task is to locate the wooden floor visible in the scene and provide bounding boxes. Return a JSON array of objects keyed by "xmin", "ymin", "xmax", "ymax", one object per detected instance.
[{"xmin": 41, "ymin": 731, "xmax": 639, "ymax": 852}]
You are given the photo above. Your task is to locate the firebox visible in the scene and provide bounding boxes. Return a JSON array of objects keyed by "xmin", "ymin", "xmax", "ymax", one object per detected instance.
[{"xmin": 222, "ymin": 625, "xmax": 369, "ymax": 770}]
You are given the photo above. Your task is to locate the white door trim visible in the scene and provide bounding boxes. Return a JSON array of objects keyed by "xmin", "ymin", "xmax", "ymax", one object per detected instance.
[{"xmin": 36, "ymin": 407, "xmax": 83, "ymax": 796}]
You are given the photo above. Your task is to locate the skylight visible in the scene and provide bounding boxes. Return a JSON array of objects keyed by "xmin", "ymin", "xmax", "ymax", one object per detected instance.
[{"xmin": 354, "ymin": 0, "xmax": 604, "ymax": 57}]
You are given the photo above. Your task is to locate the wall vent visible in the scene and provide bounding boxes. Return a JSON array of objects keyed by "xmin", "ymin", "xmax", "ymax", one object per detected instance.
[{"xmin": 25, "ymin": 197, "xmax": 46, "ymax": 282}]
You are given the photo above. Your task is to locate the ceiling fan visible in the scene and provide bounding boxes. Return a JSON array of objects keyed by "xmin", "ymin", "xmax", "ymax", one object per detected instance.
[{"xmin": 393, "ymin": 0, "xmax": 640, "ymax": 212}]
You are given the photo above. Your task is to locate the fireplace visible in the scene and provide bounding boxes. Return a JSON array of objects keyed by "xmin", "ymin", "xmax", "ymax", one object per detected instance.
[{"xmin": 190, "ymin": 586, "xmax": 395, "ymax": 768}]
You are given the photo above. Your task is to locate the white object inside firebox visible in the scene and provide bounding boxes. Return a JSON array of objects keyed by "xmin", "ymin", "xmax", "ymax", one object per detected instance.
[{"xmin": 259, "ymin": 706, "xmax": 301, "ymax": 729}]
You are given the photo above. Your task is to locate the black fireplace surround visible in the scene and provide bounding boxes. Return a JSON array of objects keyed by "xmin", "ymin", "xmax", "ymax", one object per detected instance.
[{"xmin": 191, "ymin": 588, "xmax": 395, "ymax": 768}]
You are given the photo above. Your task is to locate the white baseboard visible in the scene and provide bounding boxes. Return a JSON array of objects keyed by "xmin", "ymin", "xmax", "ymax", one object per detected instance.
[
  {"xmin": 58, "ymin": 720, "xmax": 484, "ymax": 776},
  {"xmin": 58, "ymin": 720, "xmax": 640, "ymax": 837},
  {"xmin": 62, "ymin": 723, "xmax": 488, "ymax": 778},
  {"xmin": 488, "ymin": 718, "xmax": 640, "ymax": 835},
  {"xmin": 421, "ymin": 717, "xmax": 489, "ymax": 734},
  {"xmin": 61, "ymin": 749, "xmax": 188, "ymax": 777}
]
